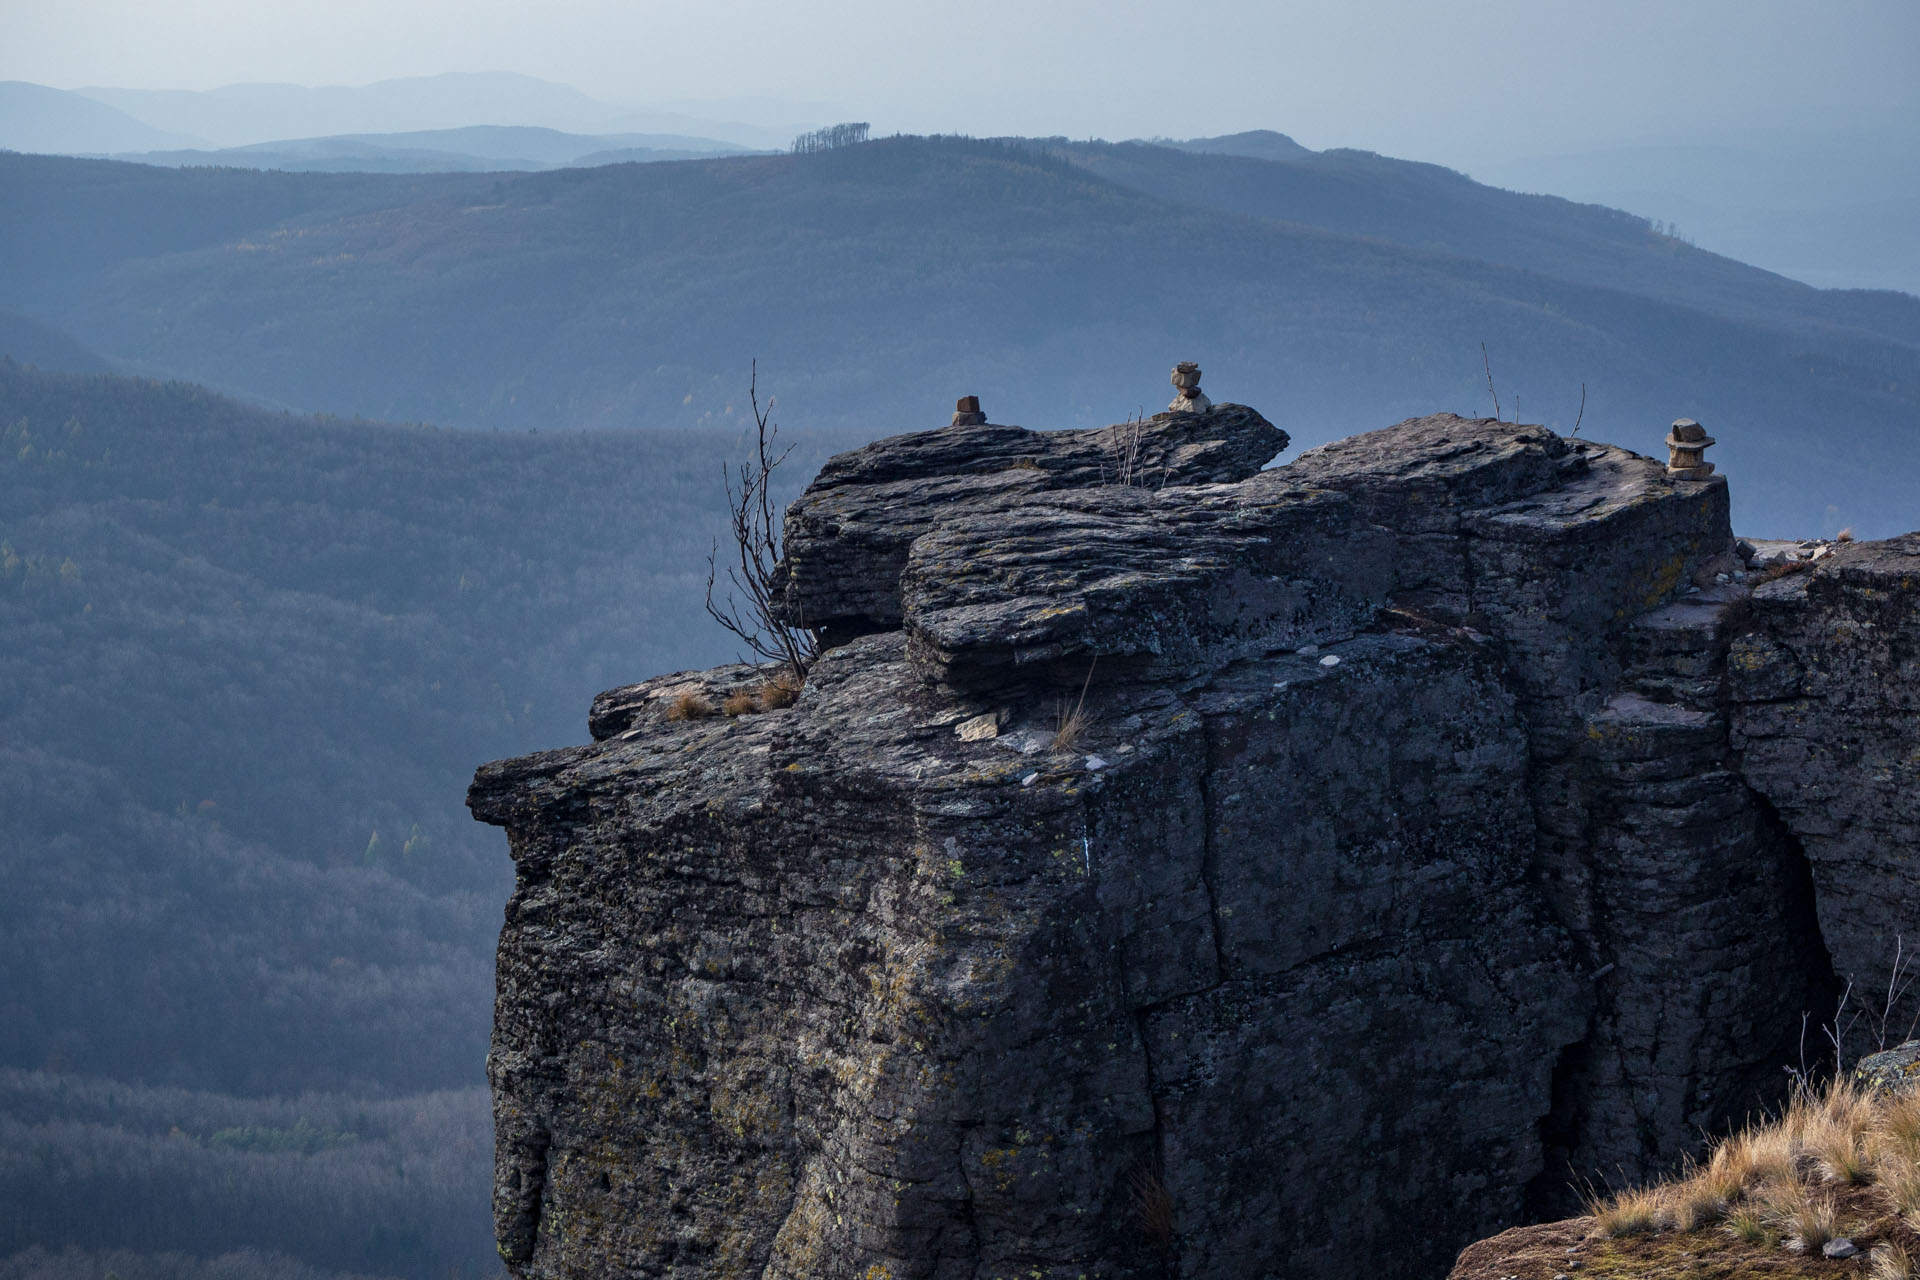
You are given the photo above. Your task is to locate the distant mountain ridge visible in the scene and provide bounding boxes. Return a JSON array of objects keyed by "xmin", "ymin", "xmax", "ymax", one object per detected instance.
[
  {"xmin": 0, "ymin": 80, "xmax": 207, "ymax": 153},
  {"xmin": 2, "ymin": 135, "xmax": 1915, "ymax": 535},
  {"xmin": 109, "ymin": 124, "xmax": 757, "ymax": 174},
  {"xmin": 1166, "ymin": 127, "xmax": 1315, "ymax": 162},
  {"xmin": 1476, "ymin": 130, "xmax": 1920, "ymax": 296},
  {"xmin": 72, "ymin": 71, "xmax": 801, "ymax": 149}
]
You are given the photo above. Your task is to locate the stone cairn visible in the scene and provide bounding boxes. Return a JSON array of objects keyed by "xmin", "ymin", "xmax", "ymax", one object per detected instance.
[
  {"xmin": 951, "ymin": 395, "xmax": 988, "ymax": 426},
  {"xmin": 1169, "ymin": 361, "xmax": 1213, "ymax": 414},
  {"xmin": 1666, "ymin": 417, "xmax": 1716, "ymax": 479}
]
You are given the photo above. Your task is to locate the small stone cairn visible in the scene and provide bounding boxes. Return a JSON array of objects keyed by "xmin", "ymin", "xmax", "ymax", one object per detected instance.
[
  {"xmin": 1665, "ymin": 417, "xmax": 1716, "ymax": 479},
  {"xmin": 951, "ymin": 395, "xmax": 988, "ymax": 426},
  {"xmin": 1168, "ymin": 362, "xmax": 1213, "ymax": 414}
]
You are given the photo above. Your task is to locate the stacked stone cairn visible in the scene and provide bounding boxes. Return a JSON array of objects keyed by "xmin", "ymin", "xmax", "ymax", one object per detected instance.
[
  {"xmin": 1666, "ymin": 417, "xmax": 1716, "ymax": 479},
  {"xmin": 1169, "ymin": 360, "xmax": 1212, "ymax": 413},
  {"xmin": 950, "ymin": 395, "xmax": 987, "ymax": 426}
]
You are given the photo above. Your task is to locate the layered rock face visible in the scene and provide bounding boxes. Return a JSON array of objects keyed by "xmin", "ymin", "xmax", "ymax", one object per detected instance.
[
  {"xmin": 471, "ymin": 405, "xmax": 1892, "ymax": 1279},
  {"xmin": 1729, "ymin": 537, "xmax": 1920, "ymax": 1057}
]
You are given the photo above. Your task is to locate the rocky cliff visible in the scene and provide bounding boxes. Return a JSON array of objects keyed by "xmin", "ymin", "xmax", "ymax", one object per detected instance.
[{"xmin": 469, "ymin": 403, "xmax": 1915, "ymax": 1279}]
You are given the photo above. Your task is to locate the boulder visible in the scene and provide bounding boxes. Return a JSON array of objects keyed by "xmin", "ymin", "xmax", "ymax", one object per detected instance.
[{"xmin": 774, "ymin": 403, "xmax": 1287, "ymax": 644}]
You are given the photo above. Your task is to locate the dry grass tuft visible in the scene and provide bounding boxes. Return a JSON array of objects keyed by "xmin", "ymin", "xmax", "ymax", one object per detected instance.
[
  {"xmin": 1776, "ymin": 1184, "xmax": 1841, "ymax": 1252},
  {"xmin": 665, "ymin": 690, "xmax": 714, "ymax": 722},
  {"xmin": 1722, "ymin": 1202, "xmax": 1774, "ymax": 1245},
  {"xmin": 1881, "ymin": 1157, "xmax": 1920, "ymax": 1217},
  {"xmin": 1837, "ymin": 528, "xmax": 1856, "ymax": 543},
  {"xmin": 722, "ymin": 690, "xmax": 756, "ymax": 717},
  {"xmin": 1051, "ymin": 697, "xmax": 1090, "ymax": 753},
  {"xmin": 1757, "ymin": 558, "xmax": 1814, "ymax": 583},
  {"xmin": 1049, "ymin": 659, "xmax": 1098, "ymax": 754},
  {"xmin": 1588, "ymin": 1184, "xmax": 1669, "ymax": 1237},
  {"xmin": 1880, "ymin": 1093, "xmax": 1920, "ymax": 1161},
  {"xmin": 1810, "ymin": 1120, "xmax": 1874, "ymax": 1185},
  {"xmin": 1874, "ymin": 1241, "xmax": 1919, "ymax": 1280},
  {"xmin": 1128, "ymin": 1164, "xmax": 1175, "ymax": 1259},
  {"xmin": 1590, "ymin": 1074, "xmax": 1920, "ymax": 1257},
  {"xmin": 1709, "ymin": 1122, "xmax": 1797, "ymax": 1191},
  {"xmin": 1667, "ymin": 1177, "xmax": 1730, "ymax": 1231},
  {"xmin": 755, "ymin": 668, "xmax": 803, "ymax": 711}
]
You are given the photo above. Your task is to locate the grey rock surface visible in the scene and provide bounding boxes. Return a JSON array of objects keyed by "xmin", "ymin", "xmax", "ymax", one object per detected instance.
[
  {"xmin": 471, "ymin": 409, "xmax": 1916, "ymax": 1279},
  {"xmin": 775, "ymin": 403, "xmax": 1287, "ymax": 644},
  {"xmin": 1730, "ymin": 535, "xmax": 1920, "ymax": 1061},
  {"xmin": 1856, "ymin": 1040, "xmax": 1920, "ymax": 1094}
]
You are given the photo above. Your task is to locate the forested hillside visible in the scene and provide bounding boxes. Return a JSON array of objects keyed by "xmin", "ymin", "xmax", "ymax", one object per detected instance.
[
  {"xmin": 0, "ymin": 363, "xmax": 857, "ymax": 1276},
  {"xmin": 2, "ymin": 136, "xmax": 1916, "ymax": 535}
]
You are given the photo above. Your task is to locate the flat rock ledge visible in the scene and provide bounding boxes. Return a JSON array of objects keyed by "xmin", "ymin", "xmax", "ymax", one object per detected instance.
[{"xmin": 471, "ymin": 407, "xmax": 1917, "ymax": 1280}]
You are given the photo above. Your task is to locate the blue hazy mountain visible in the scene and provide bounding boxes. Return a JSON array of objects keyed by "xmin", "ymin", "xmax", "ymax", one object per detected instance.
[
  {"xmin": 109, "ymin": 124, "xmax": 755, "ymax": 173},
  {"xmin": 3, "ymin": 136, "xmax": 1914, "ymax": 536},
  {"xmin": 1476, "ymin": 129, "xmax": 1920, "ymax": 297},
  {"xmin": 0, "ymin": 311, "xmax": 109, "ymax": 373},
  {"xmin": 0, "ymin": 80, "xmax": 208, "ymax": 154},
  {"xmin": 72, "ymin": 71, "xmax": 797, "ymax": 150}
]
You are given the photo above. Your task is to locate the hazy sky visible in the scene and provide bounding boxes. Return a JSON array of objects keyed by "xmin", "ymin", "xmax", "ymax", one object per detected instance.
[{"xmin": 6, "ymin": 0, "xmax": 1918, "ymax": 166}]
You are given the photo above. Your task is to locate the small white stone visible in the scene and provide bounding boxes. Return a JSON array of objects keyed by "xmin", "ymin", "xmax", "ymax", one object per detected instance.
[
  {"xmin": 1823, "ymin": 1238, "xmax": 1858, "ymax": 1259},
  {"xmin": 1319, "ymin": 654, "xmax": 1340, "ymax": 667},
  {"xmin": 1271, "ymin": 681, "xmax": 1290, "ymax": 690},
  {"xmin": 1084, "ymin": 755, "xmax": 1109, "ymax": 771},
  {"xmin": 1020, "ymin": 772, "xmax": 1040, "ymax": 787},
  {"xmin": 1296, "ymin": 643, "xmax": 1320, "ymax": 655}
]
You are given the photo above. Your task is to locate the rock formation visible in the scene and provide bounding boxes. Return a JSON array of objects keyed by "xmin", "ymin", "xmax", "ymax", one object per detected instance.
[{"xmin": 470, "ymin": 401, "xmax": 1914, "ymax": 1279}]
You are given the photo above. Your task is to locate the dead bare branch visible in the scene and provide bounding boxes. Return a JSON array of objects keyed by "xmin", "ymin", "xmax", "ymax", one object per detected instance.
[{"xmin": 703, "ymin": 361, "xmax": 819, "ymax": 683}]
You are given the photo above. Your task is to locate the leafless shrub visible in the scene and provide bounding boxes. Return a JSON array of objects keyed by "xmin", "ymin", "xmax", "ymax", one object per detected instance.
[
  {"xmin": 704, "ymin": 362, "xmax": 819, "ymax": 684},
  {"xmin": 1102, "ymin": 411, "xmax": 1161, "ymax": 488},
  {"xmin": 1869, "ymin": 934, "xmax": 1920, "ymax": 1052}
]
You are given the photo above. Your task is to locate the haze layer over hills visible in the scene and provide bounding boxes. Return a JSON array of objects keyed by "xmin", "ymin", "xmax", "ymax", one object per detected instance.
[
  {"xmin": 4, "ymin": 133, "xmax": 1917, "ymax": 535},
  {"xmin": 0, "ymin": 73, "xmax": 796, "ymax": 151}
]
